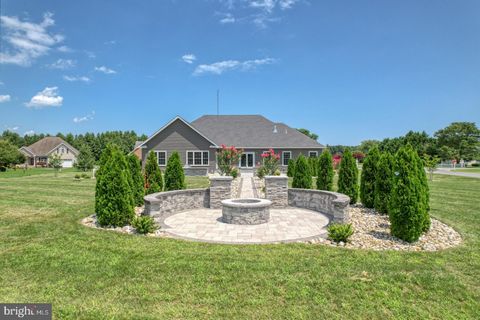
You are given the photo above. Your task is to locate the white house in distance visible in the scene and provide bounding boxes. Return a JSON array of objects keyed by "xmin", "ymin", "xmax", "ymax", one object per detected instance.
[{"xmin": 19, "ymin": 137, "xmax": 79, "ymax": 168}]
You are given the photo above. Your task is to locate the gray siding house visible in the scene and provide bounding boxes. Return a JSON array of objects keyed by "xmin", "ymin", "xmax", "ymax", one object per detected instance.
[{"xmin": 133, "ymin": 115, "xmax": 325, "ymax": 175}]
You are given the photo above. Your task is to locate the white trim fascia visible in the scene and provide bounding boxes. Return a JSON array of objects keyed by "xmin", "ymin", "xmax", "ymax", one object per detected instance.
[{"xmin": 136, "ymin": 116, "xmax": 219, "ymax": 150}]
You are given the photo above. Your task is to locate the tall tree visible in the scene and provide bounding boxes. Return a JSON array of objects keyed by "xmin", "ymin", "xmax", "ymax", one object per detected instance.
[
  {"xmin": 48, "ymin": 153, "xmax": 63, "ymax": 177},
  {"xmin": 434, "ymin": 122, "xmax": 480, "ymax": 160},
  {"xmin": 144, "ymin": 151, "xmax": 163, "ymax": 194},
  {"xmin": 0, "ymin": 139, "xmax": 25, "ymax": 170},
  {"xmin": 316, "ymin": 149, "xmax": 334, "ymax": 191},
  {"xmin": 127, "ymin": 154, "xmax": 145, "ymax": 206},
  {"xmin": 360, "ymin": 146, "xmax": 380, "ymax": 208},
  {"xmin": 75, "ymin": 144, "xmax": 95, "ymax": 171},
  {"xmin": 297, "ymin": 128, "xmax": 319, "ymax": 141},
  {"xmin": 358, "ymin": 140, "xmax": 380, "ymax": 154},
  {"xmin": 338, "ymin": 149, "xmax": 358, "ymax": 204},
  {"xmin": 164, "ymin": 151, "xmax": 186, "ymax": 191},
  {"xmin": 292, "ymin": 154, "xmax": 312, "ymax": 189}
]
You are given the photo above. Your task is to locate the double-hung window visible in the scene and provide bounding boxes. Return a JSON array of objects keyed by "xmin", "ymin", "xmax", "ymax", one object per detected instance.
[
  {"xmin": 155, "ymin": 151, "xmax": 167, "ymax": 166},
  {"xmin": 187, "ymin": 151, "xmax": 209, "ymax": 166},
  {"xmin": 282, "ymin": 151, "xmax": 292, "ymax": 166},
  {"xmin": 308, "ymin": 151, "xmax": 318, "ymax": 158}
]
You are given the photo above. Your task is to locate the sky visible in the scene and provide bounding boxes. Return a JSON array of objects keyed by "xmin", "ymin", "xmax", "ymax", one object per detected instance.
[{"xmin": 0, "ymin": 0, "xmax": 479, "ymax": 145}]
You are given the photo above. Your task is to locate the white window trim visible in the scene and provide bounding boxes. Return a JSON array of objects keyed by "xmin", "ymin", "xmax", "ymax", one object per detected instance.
[
  {"xmin": 282, "ymin": 151, "xmax": 292, "ymax": 166},
  {"xmin": 186, "ymin": 150, "xmax": 209, "ymax": 167},
  {"xmin": 154, "ymin": 150, "xmax": 167, "ymax": 166},
  {"xmin": 308, "ymin": 151, "xmax": 318, "ymax": 157},
  {"xmin": 239, "ymin": 152, "xmax": 256, "ymax": 168}
]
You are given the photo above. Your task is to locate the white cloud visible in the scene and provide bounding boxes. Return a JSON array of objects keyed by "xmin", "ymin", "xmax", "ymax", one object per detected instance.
[
  {"xmin": 94, "ymin": 65, "xmax": 117, "ymax": 74},
  {"xmin": 57, "ymin": 45, "xmax": 72, "ymax": 52},
  {"xmin": 181, "ymin": 54, "xmax": 197, "ymax": 64},
  {"xmin": 47, "ymin": 58, "xmax": 76, "ymax": 69},
  {"xmin": 219, "ymin": 13, "xmax": 236, "ymax": 24},
  {"xmin": 7, "ymin": 126, "xmax": 19, "ymax": 131},
  {"xmin": 0, "ymin": 12, "xmax": 65, "ymax": 66},
  {"xmin": 104, "ymin": 40, "xmax": 116, "ymax": 45},
  {"xmin": 278, "ymin": 0, "xmax": 299, "ymax": 10},
  {"xmin": 73, "ymin": 111, "xmax": 95, "ymax": 123},
  {"xmin": 25, "ymin": 87, "xmax": 63, "ymax": 108},
  {"xmin": 0, "ymin": 94, "xmax": 11, "ymax": 103},
  {"xmin": 24, "ymin": 130, "xmax": 35, "ymax": 136},
  {"xmin": 63, "ymin": 75, "xmax": 90, "ymax": 83},
  {"xmin": 85, "ymin": 51, "xmax": 96, "ymax": 59},
  {"xmin": 193, "ymin": 57, "xmax": 276, "ymax": 75}
]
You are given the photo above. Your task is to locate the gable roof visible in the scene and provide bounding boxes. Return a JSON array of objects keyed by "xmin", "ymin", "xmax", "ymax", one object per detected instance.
[
  {"xmin": 23, "ymin": 137, "xmax": 79, "ymax": 156},
  {"xmin": 191, "ymin": 115, "xmax": 324, "ymax": 149}
]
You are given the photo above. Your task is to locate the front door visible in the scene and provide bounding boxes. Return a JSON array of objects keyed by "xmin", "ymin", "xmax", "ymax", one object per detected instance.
[{"xmin": 240, "ymin": 152, "xmax": 255, "ymax": 168}]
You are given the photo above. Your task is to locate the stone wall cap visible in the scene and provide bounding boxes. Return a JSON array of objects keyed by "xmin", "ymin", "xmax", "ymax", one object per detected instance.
[
  {"xmin": 145, "ymin": 188, "xmax": 209, "ymax": 202},
  {"xmin": 221, "ymin": 198, "xmax": 272, "ymax": 208},
  {"xmin": 289, "ymin": 188, "xmax": 350, "ymax": 203},
  {"xmin": 209, "ymin": 176, "xmax": 234, "ymax": 181},
  {"xmin": 265, "ymin": 175, "xmax": 288, "ymax": 179}
]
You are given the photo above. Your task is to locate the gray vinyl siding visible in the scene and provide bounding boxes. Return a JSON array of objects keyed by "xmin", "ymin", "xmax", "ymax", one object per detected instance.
[{"xmin": 141, "ymin": 118, "xmax": 216, "ymax": 173}]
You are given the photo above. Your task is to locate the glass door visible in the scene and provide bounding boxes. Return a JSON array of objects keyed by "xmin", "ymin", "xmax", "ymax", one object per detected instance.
[{"xmin": 240, "ymin": 153, "xmax": 255, "ymax": 168}]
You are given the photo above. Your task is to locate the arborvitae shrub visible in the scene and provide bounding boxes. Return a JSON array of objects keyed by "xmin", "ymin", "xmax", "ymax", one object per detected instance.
[
  {"xmin": 415, "ymin": 152, "xmax": 431, "ymax": 232},
  {"xmin": 292, "ymin": 154, "xmax": 312, "ymax": 189},
  {"xmin": 388, "ymin": 145, "xmax": 426, "ymax": 242},
  {"xmin": 287, "ymin": 158, "xmax": 296, "ymax": 177},
  {"xmin": 95, "ymin": 147, "xmax": 134, "ymax": 227},
  {"xmin": 308, "ymin": 157, "xmax": 318, "ymax": 177},
  {"xmin": 374, "ymin": 152, "xmax": 394, "ymax": 214},
  {"xmin": 360, "ymin": 146, "xmax": 380, "ymax": 208},
  {"xmin": 127, "ymin": 154, "xmax": 144, "ymax": 206},
  {"xmin": 316, "ymin": 149, "xmax": 334, "ymax": 191},
  {"xmin": 338, "ymin": 149, "xmax": 358, "ymax": 204},
  {"xmin": 144, "ymin": 151, "xmax": 163, "ymax": 194},
  {"xmin": 164, "ymin": 151, "xmax": 186, "ymax": 191}
]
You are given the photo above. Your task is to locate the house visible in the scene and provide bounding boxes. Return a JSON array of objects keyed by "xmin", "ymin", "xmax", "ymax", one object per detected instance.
[
  {"xmin": 133, "ymin": 115, "xmax": 325, "ymax": 175},
  {"xmin": 19, "ymin": 136, "xmax": 79, "ymax": 168}
]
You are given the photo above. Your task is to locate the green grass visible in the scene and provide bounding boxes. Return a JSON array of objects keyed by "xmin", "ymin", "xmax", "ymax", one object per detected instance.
[
  {"xmin": 453, "ymin": 168, "xmax": 480, "ymax": 173},
  {"xmin": 0, "ymin": 167, "xmax": 77, "ymax": 178},
  {"xmin": 184, "ymin": 176, "xmax": 210, "ymax": 188},
  {"xmin": 0, "ymin": 172, "xmax": 479, "ymax": 319}
]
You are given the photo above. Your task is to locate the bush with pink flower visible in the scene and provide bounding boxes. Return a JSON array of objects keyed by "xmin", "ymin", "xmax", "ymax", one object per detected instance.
[
  {"xmin": 259, "ymin": 149, "xmax": 280, "ymax": 176},
  {"xmin": 217, "ymin": 145, "xmax": 243, "ymax": 176}
]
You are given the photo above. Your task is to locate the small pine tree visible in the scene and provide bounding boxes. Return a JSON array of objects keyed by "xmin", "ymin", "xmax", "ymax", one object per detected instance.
[
  {"xmin": 95, "ymin": 147, "xmax": 134, "ymax": 227},
  {"xmin": 374, "ymin": 152, "xmax": 394, "ymax": 214},
  {"xmin": 360, "ymin": 146, "xmax": 380, "ymax": 208},
  {"xmin": 388, "ymin": 145, "xmax": 425, "ymax": 242},
  {"xmin": 164, "ymin": 151, "xmax": 186, "ymax": 191},
  {"xmin": 415, "ymin": 152, "xmax": 431, "ymax": 232},
  {"xmin": 144, "ymin": 151, "xmax": 163, "ymax": 194},
  {"xmin": 127, "ymin": 154, "xmax": 144, "ymax": 206},
  {"xmin": 308, "ymin": 157, "xmax": 318, "ymax": 177},
  {"xmin": 338, "ymin": 149, "xmax": 358, "ymax": 204},
  {"xmin": 292, "ymin": 154, "xmax": 312, "ymax": 189},
  {"xmin": 287, "ymin": 158, "xmax": 296, "ymax": 177},
  {"xmin": 316, "ymin": 149, "xmax": 334, "ymax": 191},
  {"xmin": 75, "ymin": 144, "xmax": 95, "ymax": 172}
]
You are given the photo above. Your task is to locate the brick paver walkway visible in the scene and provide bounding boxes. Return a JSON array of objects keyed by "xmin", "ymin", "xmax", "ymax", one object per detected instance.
[{"xmin": 162, "ymin": 208, "xmax": 329, "ymax": 244}]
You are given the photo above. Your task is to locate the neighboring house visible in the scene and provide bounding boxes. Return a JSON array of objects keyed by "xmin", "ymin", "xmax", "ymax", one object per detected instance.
[
  {"xmin": 19, "ymin": 137, "xmax": 79, "ymax": 168},
  {"xmin": 133, "ymin": 115, "xmax": 325, "ymax": 175}
]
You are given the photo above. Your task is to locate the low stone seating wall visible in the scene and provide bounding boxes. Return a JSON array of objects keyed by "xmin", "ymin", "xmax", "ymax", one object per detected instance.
[
  {"xmin": 288, "ymin": 189, "xmax": 350, "ymax": 223},
  {"xmin": 144, "ymin": 189, "xmax": 210, "ymax": 219}
]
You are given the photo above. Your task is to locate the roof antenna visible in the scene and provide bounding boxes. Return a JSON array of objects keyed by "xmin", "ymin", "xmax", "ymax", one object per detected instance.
[{"xmin": 216, "ymin": 89, "xmax": 219, "ymax": 117}]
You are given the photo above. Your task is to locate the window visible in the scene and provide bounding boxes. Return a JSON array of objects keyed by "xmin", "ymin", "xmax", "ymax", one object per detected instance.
[
  {"xmin": 155, "ymin": 151, "xmax": 166, "ymax": 166},
  {"xmin": 308, "ymin": 151, "xmax": 318, "ymax": 158},
  {"xmin": 187, "ymin": 151, "xmax": 209, "ymax": 166},
  {"xmin": 282, "ymin": 151, "xmax": 292, "ymax": 166}
]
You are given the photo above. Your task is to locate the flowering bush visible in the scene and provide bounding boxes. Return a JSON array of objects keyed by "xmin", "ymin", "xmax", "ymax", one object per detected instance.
[
  {"xmin": 217, "ymin": 145, "xmax": 243, "ymax": 176},
  {"xmin": 260, "ymin": 149, "xmax": 280, "ymax": 176},
  {"xmin": 333, "ymin": 154, "xmax": 342, "ymax": 170},
  {"xmin": 353, "ymin": 151, "xmax": 365, "ymax": 163}
]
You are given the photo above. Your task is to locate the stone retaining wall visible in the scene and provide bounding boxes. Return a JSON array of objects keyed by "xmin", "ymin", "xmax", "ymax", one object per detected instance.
[
  {"xmin": 209, "ymin": 176, "xmax": 233, "ymax": 209},
  {"xmin": 288, "ymin": 188, "xmax": 350, "ymax": 223},
  {"xmin": 144, "ymin": 188, "xmax": 210, "ymax": 219},
  {"xmin": 264, "ymin": 176, "xmax": 288, "ymax": 208}
]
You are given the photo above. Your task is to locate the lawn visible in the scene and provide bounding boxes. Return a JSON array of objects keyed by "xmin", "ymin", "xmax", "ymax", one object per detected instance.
[
  {"xmin": 0, "ymin": 167, "xmax": 76, "ymax": 178},
  {"xmin": 453, "ymin": 168, "xmax": 480, "ymax": 173},
  {"xmin": 0, "ymin": 172, "xmax": 479, "ymax": 319}
]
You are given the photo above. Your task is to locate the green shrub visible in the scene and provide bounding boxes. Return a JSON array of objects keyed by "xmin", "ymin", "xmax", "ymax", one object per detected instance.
[
  {"xmin": 308, "ymin": 157, "xmax": 318, "ymax": 177},
  {"xmin": 316, "ymin": 149, "xmax": 334, "ymax": 191},
  {"xmin": 287, "ymin": 158, "xmax": 296, "ymax": 177},
  {"xmin": 471, "ymin": 163, "xmax": 479, "ymax": 167},
  {"xmin": 274, "ymin": 169, "xmax": 281, "ymax": 176},
  {"xmin": 327, "ymin": 223, "xmax": 354, "ymax": 243},
  {"xmin": 81, "ymin": 173, "xmax": 90, "ymax": 179},
  {"xmin": 74, "ymin": 174, "xmax": 81, "ymax": 179},
  {"xmin": 144, "ymin": 151, "xmax": 163, "ymax": 194},
  {"xmin": 95, "ymin": 146, "xmax": 135, "ymax": 227},
  {"xmin": 292, "ymin": 154, "xmax": 312, "ymax": 189},
  {"xmin": 338, "ymin": 149, "xmax": 358, "ymax": 204},
  {"xmin": 388, "ymin": 145, "xmax": 428, "ymax": 242},
  {"xmin": 132, "ymin": 215, "xmax": 157, "ymax": 234},
  {"xmin": 416, "ymin": 152, "xmax": 431, "ymax": 232},
  {"xmin": 374, "ymin": 152, "xmax": 394, "ymax": 214},
  {"xmin": 256, "ymin": 166, "xmax": 267, "ymax": 179},
  {"xmin": 164, "ymin": 151, "xmax": 186, "ymax": 191},
  {"xmin": 231, "ymin": 167, "xmax": 239, "ymax": 179},
  {"xmin": 75, "ymin": 144, "xmax": 95, "ymax": 171},
  {"xmin": 360, "ymin": 146, "xmax": 380, "ymax": 208},
  {"xmin": 127, "ymin": 154, "xmax": 145, "ymax": 206}
]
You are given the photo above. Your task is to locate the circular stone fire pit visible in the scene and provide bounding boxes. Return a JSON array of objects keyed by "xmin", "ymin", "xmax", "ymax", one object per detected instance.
[{"xmin": 221, "ymin": 198, "xmax": 272, "ymax": 225}]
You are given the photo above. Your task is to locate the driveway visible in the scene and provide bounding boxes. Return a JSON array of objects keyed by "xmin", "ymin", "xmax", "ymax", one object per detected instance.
[{"xmin": 434, "ymin": 168, "xmax": 480, "ymax": 179}]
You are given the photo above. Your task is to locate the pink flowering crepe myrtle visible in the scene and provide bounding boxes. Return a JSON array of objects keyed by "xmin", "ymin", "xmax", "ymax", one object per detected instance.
[
  {"xmin": 260, "ymin": 148, "xmax": 280, "ymax": 175},
  {"xmin": 217, "ymin": 144, "xmax": 243, "ymax": 176}
]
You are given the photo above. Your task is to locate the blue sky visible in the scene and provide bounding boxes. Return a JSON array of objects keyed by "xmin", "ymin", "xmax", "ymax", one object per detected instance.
[{"xmin": 0, "ymin": 0, "xmax": 479, "ymax": 145}]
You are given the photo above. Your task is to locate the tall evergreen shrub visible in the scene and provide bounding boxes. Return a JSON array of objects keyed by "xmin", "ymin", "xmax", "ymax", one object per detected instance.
[
  {"xmin": 360, "ymin": 146, "xmax": 380, "ymax": 208},
  {"xmin": 415, "ymin": 152, "xmax": 431, "ymax": 231},
  {"xmin": 338, "ymin": 149, "xmax": 358, "ymax": 204},
  {"xmin": 308, "ymin": 157, "xmax": 318, "ymax": 177},
  {"xmin": 316, "ymin": 149, "xmax": 334, "ymax": 191},
  {"xmin": 388, "ymin": 145, "xmax": 427, "ymax": 242},
  {"xmin": 287, "ymin": 158, "xmax": 296, "ymax": 177},
  {"xmin": 144, "ymin": 151, "xmax": 163, "ymax": 194},
  {"xmin": 127, "ymin": 154, "xmax": 144, "ymax": 206},
  {"xmin": 292, "ymin": 154, "xmax": 312, "ymax": 189},
  {"xmin": 95, "ymin": 146, "xmax": 134, "ymax": 226},
  {"xmin": 164, "ymin": 151, "xmax": 186, "ymax": 191},
  {"xmin": 374, "ymin": 152, "xmax": 394, "ymax": 214}
]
